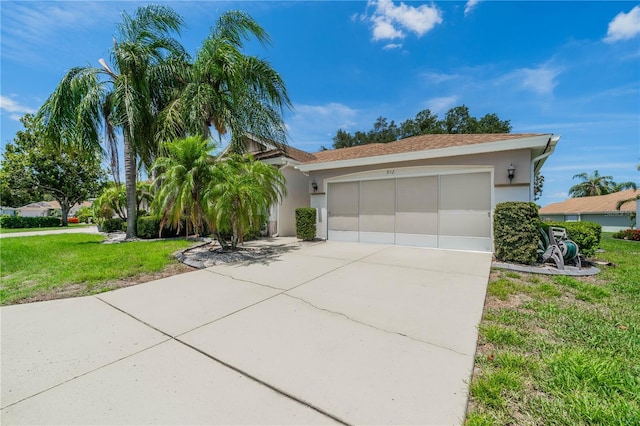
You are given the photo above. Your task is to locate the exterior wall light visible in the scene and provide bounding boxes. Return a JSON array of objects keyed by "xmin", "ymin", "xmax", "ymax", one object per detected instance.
[
  {"xmin": 507, "ymin": 164, "xmax": 516, "ymax": 183},
  {"xmin": 311, "ymin": 181, "xmax": 318, "ymax": 192}
]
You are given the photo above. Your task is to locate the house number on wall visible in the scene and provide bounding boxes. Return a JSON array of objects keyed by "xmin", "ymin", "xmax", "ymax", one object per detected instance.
[{"xmin": 386, "ymin": 170, "xmax": 395, "ymax": 175}]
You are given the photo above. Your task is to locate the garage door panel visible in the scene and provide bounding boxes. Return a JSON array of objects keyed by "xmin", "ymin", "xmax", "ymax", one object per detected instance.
[
  {"xmin": 360, "ymin": 214, "xmax": 394, "ymax": 233},
  {"xmin": 395, "ymin": 212, "xmax": 437, "ymax": 235},
  {"xmin": 440, "ymin": 173, "xmax": 491, "ymax": 211},
  {"xmin": 328, "ymin": 214, "xmax": 358, "ymax": 232},
  {"xmin": 329, "ymin": 182, "xmax": 358, "ymax": 214},
  {"xmin": 397, "ymin": 176, "xmax": 438, "ymax": 212},
  {"xmin": 439, "ymin": 212, "xmax": 491, "ymax": 238},
  {"xmin": 360, "ymin": 179, "xmax": 395, "ymax": 213}
]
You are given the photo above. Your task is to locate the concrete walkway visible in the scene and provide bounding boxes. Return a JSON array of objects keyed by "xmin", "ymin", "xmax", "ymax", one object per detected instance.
[
  {"xmin": 0, "ymin": 225, "xmax": 100, "ymax": 238},
  {"xmin": 1, "ymin": 241, "xmax": 492, "ymax": 425}
]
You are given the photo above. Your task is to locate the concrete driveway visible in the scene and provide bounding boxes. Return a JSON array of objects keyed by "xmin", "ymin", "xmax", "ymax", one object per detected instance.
[{"xmin": 1, "ymin": 241, "xmax": 491, "ymax": 425}]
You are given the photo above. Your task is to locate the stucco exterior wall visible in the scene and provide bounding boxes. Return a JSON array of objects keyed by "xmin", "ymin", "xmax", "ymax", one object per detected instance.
[
  {"xmin": 307, "ymin": 149, "xmax": 532, "ymax": 192},
  {"xmin": 277, "ymin": 166, "xmax": 310, "ymax": 236}
]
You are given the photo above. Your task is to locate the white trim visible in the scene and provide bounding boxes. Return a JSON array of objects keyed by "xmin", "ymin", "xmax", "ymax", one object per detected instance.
[
  {"xmin": 323, "ymin": 165, "xmax": 494, "ymax": 188},
  {"xmin": 298, "ymin": 134, "xmax": 552, "ymax": 172}
]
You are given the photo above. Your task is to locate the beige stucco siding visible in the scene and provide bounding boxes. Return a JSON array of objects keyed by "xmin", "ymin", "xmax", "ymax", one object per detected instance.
[{"xmin": 277, "ymin": 167, "xmax": 310, "ymax": 236}]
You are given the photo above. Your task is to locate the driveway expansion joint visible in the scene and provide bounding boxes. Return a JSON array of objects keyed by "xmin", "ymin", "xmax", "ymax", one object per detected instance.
[{"xmin": 282, "ymin": 293, "xmax": 470, "ymax": 357}]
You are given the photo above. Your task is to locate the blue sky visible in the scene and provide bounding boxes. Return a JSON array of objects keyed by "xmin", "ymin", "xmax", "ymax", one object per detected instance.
[{"xmin": 1, "ymin": 1, "xmax": 639, "ymax": 206}]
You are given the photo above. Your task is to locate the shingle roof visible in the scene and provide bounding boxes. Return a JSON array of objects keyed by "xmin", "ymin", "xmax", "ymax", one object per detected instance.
[
  {"xmin": 248, "ymin": 143, "xmax": 317, "ymax": 163},
  {"xmin": 539, "ymin": 189, "xmax": 639, "ymax": 214},
  {"xmin": 304, "ymin": 133, "xmax": 545, "ymax": 164}
]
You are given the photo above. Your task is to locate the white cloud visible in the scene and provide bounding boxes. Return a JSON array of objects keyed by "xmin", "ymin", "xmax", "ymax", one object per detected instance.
[
  {"xmin": 464, "ymin": 0, "xmax": 481, "ymax": 16},
  {"xmin": 604, "ymin": 6, "xmax": 640, "ymax": 42},
  {"xmin": 422, "ymin": 72, "xmax": 460, "ymax": 83},
  {"xmin": 366, "ymin": 0, "xmax": 442, "ymax": 41},
  {"xmin": 0, "ymin": 96, "xmax": 36, "ymax": 120},
  {"xmin": 425, "ymin": 96, "xmax": 458, "ymax": 113},
  {"xmin": 501, "ymin": 64, "xmax": 562, "ymax": 96},
  {"xmin": 1, "ymin": 2, "xmax": 117, "ymax": 63},
  {"xmin": 383, "ymin": 43, "xmax": 403, "ymax": 50},
  {"xmin": 373, "ymin": 19, "xmax": 405, "ymax": 40}
]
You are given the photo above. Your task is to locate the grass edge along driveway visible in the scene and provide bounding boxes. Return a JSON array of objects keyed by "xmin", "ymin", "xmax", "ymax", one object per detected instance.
[
  {"xmin": 0, "ymin": 233, "xmax": 194, "ymax": 305},
  {"xmin": 466, "ymin": 234, "xmax": 640, "ymax": 425}
]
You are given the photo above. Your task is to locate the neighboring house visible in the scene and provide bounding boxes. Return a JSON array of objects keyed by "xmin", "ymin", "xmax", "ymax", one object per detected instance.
[
  {"xmin": 245, "ymin": 133, "xmax": 559, "ymax": 252},
  {"xmin": 17, "ymin": 201, "xmax": 59, "ymax": 217},
  {"xmin": 0, "ymin": 207, "xmax": 18, "ymax": 216},
  {"xmin": 539, "ymin": 189, "xmax": 639, "ymax": 232},
  {"xmin": 17, "ymin": 200, "xmax": 93, "ymax": 218}
]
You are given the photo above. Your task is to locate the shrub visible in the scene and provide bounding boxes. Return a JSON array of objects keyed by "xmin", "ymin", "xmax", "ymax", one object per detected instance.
[
  {"xmin": 67, "ymin": 217, "xmax": 79, "ymax": 224},
  {"xmin": 613, "ymin": 229, "xmax": 640, "ymax": 241},
  {"xmin": 74, "ymin": 206, "xmax": 93, "ymax": 223},
  {"xmin": 136, "ymin": 216, "xmax": 189, "ymax": 239},
  {"xmin": 0, "ymin": 215, "xmax": 60, "ymax": 229},
  {"xmin": 494, "ymin": 202, "xmax": 539, "ymax": 265},
  {"xmin": 99, "ymin": 218, "xmax": 124, "ymax": 233},
  {"xmin": 295, "ymin": 207, "xmax": 317, "ymax": 241},
  {"xmin": 540, "ymin": 220, "xmax": 602, "ymax": 256}
]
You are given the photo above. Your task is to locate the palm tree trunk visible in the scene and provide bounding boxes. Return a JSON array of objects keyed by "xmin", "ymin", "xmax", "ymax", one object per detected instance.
[{"xmin": 123, "ymin": 132, "xmax": 137, "ymax": 238}]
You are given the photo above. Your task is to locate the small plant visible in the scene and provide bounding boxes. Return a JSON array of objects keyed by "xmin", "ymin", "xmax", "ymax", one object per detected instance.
[
  {"xmin": 74, "ymin": 206, "xmax": 93, "ymax": 223},
  {"xmin": 613, "ymin": 229, "xmax": 640, "ymax": 241},
  {"xmin": 295, "ymin": 207, "xmax": 317, "ymax": 241}
]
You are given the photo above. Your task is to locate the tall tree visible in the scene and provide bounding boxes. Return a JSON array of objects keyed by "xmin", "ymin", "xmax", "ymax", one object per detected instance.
[
  {"xmin": 38, "ymin": 5, "xmax": 186, "ymax": 238},
  {"xmin": 331, "ymin": 105, "xmax": 511, "ymax": 149},
  {"xmin": 569, "ymin": 170, "xmax": 614, "ymax": 197},
  {"xmin": 157, "ymin": 11, "xmax": 291, "ymax": 154},
  {"xmin": 0, "ymin": 114, "xmax": 105, "ymax": 224},
  {"xmin": 569, "ymin": 170, "xmax": 637, "ymax": 197}
]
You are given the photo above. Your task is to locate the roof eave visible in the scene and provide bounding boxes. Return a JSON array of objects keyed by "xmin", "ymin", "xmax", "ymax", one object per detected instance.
[{"xmin": 297, "ymin": 134, "xmax": 553, "ymax": 172}]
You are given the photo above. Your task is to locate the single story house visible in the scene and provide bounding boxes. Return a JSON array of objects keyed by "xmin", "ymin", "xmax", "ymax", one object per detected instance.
[
  {"xmin": 246, "ymin": 133, "xmax": 559, "ymax": 252},
  {"xmin": 0, "ymin": 206, "xmax": 18, "ymax": 216},
  {"xmin": 17, "ymin": 200, "xmax": 93, "ymax": 218},
  {"xmin": 539, "ymin": 189, "xmax": 639, "ymax": 232}
]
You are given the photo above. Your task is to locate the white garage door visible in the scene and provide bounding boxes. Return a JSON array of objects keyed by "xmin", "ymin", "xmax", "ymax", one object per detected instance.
[{"xmin": 327, "ymin": 172, "xmax": 492, "ymax": 251}]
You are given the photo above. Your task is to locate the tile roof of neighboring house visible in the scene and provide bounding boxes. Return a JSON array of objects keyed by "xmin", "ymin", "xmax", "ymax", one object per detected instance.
[
  {"xmin": 539, "ymin": 189, "xmax": 640, "ymax": 214},
  {"xmin": 304, "ymin": 133, "xmax": 545, "ymax": 164}
]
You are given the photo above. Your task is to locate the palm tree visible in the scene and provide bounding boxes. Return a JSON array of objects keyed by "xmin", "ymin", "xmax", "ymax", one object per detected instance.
[
  {"xmin": 569, "ymin": 170, "xmax": 615, "ymax": 197},
  {"xmin": 151, "ymin": 136, "xmax": 216, "ymax": 237},
  {"xmin": 207, "ymin": 155, "xmax": 286, "ymax": 249},
  {"xmin": 38, "ymin": 5, "xmax": 186, "ymax": 238},
  {"xmin": 157, "ymin": 11, "xmax": 291, "ymax": 154}
]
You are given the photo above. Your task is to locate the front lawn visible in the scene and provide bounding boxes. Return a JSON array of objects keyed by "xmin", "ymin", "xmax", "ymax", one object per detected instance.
[
  {"xmin": 466, "ymin": 234, "xmax": 640, "ymax": 425},
  {"xmin": 0, "ymin": 233, "xmax": 194, "ymax": 305},
  {"xmin": 0, "ymin": 223, "xmax": 93, "ymax": 234}
]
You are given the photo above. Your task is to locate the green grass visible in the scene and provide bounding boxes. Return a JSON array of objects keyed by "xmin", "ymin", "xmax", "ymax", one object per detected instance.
[
  {"xmin": 467, "ymin": 234, "xmax": 640, "ymax": 425},
  {"xmin": 0, "ymin": 233, "xmax": 193, "ymax": 304},
  {"xmin": 0, "ymin": 223, "xmax": 92, "ymax": 234}
]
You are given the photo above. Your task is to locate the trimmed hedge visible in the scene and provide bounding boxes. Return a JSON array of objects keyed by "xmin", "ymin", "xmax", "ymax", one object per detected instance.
[
  {"xmin": 295, "ymin": 207, "xmax": 317, "ymax": 241},
  {"xmin": 494, "ymin": 202, "xmax": 540, "ymax": 265},
  {"xmin": 0, "ymin": 215, "xmax": 60, "ymax": 229},
  {"xmin": 540, "ymin": 220, "xmax": 602, "ymax": 256},
  {"xmin": 136, "ymin": 216, "xmax": 189, "ymax": 239},
  {"xmin": 100, "ymin": 218, "xmax": 124, "ymax": 233}
]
